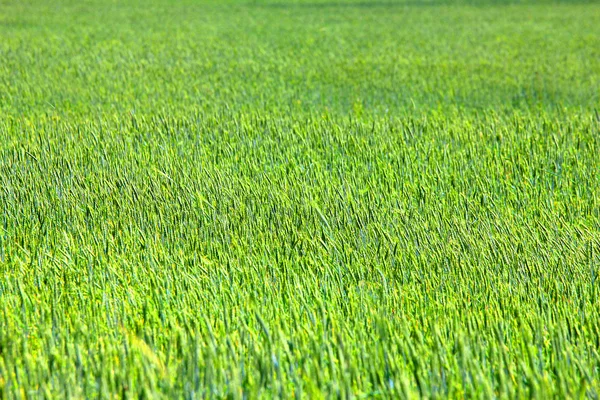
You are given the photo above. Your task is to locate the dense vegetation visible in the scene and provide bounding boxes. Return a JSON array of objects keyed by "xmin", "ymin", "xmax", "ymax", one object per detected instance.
[{"xmin": 1, "ymin": 0, "xmax": 599, "ymax": 397}]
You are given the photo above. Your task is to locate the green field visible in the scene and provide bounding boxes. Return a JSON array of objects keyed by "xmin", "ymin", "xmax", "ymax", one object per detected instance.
[{"xmin": 1, "ymin": 0, "xmax": 600, "ymax": 397}]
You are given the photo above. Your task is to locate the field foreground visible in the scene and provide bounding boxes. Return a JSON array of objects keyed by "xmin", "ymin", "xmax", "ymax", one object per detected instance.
[{"xmin": 1, "ymin": 0, "xmax": 600, "ymax": 398}]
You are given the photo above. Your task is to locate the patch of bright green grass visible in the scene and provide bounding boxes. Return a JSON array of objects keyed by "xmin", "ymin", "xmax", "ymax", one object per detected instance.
[{"xmin": 1, "ymin": 0, "xmax": 600, "ymax": 397}]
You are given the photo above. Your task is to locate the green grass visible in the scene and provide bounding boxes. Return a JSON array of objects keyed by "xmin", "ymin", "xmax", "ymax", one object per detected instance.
[{"xmin": 1, "ymin": 0, "xmax": 600, "ymax": 397}]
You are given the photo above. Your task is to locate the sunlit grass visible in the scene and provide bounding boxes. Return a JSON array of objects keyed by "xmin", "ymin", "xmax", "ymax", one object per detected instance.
[{"xmin": 1, "ymin": 0, "xmax": 600, "ymax": 397}]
